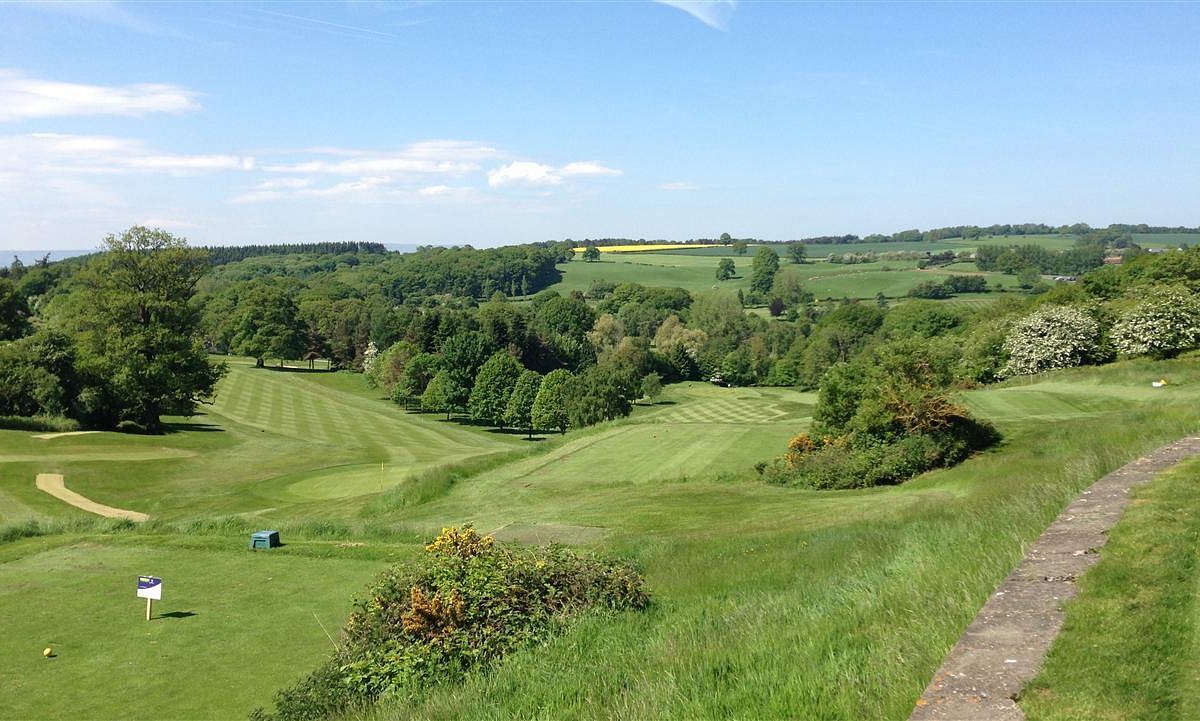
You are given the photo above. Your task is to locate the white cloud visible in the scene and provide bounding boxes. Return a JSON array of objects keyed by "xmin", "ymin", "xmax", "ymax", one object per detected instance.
[
  {"xmin": 264, "ymin": 140, "xmax": 501, "ymax": 176},
  {"xmin": 418, "ymin": 184, "xmax": 476, "ymax": 197},
  {"xmin": 0, "ymin": 133, "xmax": 255, "ymax": 177},
  {"xmin": 488, "ymin": 160, "xmax": 623, "ymax": 188},
  {"xmin": 659, "ymin": 181, "xmax": 700, "ymax": 191},
  {"xmin": 0, "ymin": 69, "xmax": 200, "ymax": 122},
  {"xmin": 560, "ymin": 161, "xmax": 622, "ymax": 178},
  {"xmin": 0, "ymin": 133, "xmax": 254, "ymax": 177},
  {"xmin": 655, "ymin": 0, "xmax": 738, "ymax": 31},
  {"xmin": 488, "ymin": 161, "xmax": 562, "ymax": 188}
]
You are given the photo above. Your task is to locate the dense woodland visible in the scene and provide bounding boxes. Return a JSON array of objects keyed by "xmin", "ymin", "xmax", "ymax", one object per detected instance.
[{"xmin": 3, "ymin": 223, "xmax": 1200, "ymax": 485}]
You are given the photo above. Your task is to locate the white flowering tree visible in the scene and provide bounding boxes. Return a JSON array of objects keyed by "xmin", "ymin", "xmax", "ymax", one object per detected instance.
[
  {"xmin": 1001, "ymin": 305, "xmax": 1100, "ymax": 378},
  {"xmin": 1111, "ymin": 286, "xmax": 1200, "ymax": 359}
]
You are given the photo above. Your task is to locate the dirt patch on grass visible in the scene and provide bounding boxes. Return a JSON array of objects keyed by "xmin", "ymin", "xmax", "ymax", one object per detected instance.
[
  {"xmin": 32, "ymin": 431, "xmax": 101, "ymax": 440},
  {"xmin": 34, "ymin": 473, "xmax": 149, "ymax": 521}
]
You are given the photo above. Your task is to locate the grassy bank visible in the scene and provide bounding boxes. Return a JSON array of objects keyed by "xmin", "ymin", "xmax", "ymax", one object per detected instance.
[{"xmin": 1021, "ymin": 455, "xmax": 1200, "ymax": 721}]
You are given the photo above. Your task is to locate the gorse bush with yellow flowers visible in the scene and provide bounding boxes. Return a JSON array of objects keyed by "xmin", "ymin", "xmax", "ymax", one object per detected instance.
[{"xmin": 252, "ymin": 527, "xmax": 649, "ymax": 721}]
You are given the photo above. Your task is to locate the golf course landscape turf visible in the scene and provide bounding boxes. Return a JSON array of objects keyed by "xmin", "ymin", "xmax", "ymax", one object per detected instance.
[{"xmin": 3, "ymin": 353, "xmax": 1200, "ymax": 719}]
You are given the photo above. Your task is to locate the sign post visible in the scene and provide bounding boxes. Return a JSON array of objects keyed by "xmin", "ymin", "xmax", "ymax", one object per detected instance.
[{"xmin": 137, "ymin": 576, "xmax": 162, "ymax": 620}]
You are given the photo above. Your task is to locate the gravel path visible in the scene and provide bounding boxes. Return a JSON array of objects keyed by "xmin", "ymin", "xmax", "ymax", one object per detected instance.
[
  {"xmin": 909, "ymin": 434, "xmax": 1200, "ymax": 721},
  {"xmin": 35, "ymin": 473, "xmax": 149, "ymax": 521}
]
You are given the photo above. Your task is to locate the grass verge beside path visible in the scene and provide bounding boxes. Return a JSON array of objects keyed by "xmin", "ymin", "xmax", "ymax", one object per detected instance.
[{"xmin": 1020, "ymin": 455, "xmax": 1200, "ymax": 721}]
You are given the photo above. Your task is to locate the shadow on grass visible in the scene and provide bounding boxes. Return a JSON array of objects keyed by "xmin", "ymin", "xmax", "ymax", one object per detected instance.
[
  {"xmin": 159, "ymin": 611, "xmax": 198, "ymax": 620},
  {"xmin": 260, "ymin": 365, "xmax": 334, "ymax": 373},
  {"xmin": 162, "ymin": 421, "xmax": 224, "ymax": 434}
]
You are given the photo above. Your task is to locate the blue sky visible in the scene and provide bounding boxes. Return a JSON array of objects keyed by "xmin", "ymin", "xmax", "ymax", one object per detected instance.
[{"xmin": 1, "ymin": 1, "xmax": 1198, "ymax": 251}]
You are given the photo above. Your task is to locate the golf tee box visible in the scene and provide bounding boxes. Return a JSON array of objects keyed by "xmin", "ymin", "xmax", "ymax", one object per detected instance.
[{"xmin": 250, "ymin": 530, "xmax": 281, "ymax": 550}]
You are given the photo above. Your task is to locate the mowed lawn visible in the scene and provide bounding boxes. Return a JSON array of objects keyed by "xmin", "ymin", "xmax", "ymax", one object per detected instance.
[
  {"xmin": 0, "ymin": 535, "xmax": 399, "ymax": 721},
  {"xmin": 384, "ymin": 383, "xmax": 818, "ymax": 540},
  {"xmin": 0, "ymin": 359, "xmax": 522, "ymax": 524}
]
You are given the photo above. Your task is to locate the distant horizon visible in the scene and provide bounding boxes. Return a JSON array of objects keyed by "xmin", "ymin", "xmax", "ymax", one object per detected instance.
[{"xmin": 6, "ymin": 218, "xmax": 1200, "ymax": 265}]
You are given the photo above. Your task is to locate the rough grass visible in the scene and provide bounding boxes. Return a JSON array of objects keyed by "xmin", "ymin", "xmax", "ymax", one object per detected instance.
[{"xmin": 1020, "ymin": 455, "xmax": 1200, "ymax": 721}]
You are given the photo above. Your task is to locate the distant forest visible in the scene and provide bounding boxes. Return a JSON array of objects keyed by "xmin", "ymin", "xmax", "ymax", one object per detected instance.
[{"xmin": 564, "ymin": 222, "xmax": 1200, "ymax": 248}]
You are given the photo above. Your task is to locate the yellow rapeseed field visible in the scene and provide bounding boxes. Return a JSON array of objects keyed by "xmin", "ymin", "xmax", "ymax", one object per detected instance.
[{"xmin": 596, "ymin": 244, "xmax": 722, "ymax": 253}]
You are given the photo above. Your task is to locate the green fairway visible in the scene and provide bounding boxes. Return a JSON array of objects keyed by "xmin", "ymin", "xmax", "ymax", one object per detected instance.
[{"xmin": 0, "ymin": 359, "xmax": 522, "ymax": 524}]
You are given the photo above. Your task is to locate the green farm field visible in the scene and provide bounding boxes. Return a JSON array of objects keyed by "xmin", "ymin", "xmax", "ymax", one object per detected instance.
[
  {"xmin": 548, "ymin": 252, "xmax": 1017, "ymax": 300},
  {"xmin": 5, "ymin": 353, "xmax": 1200, "ymax": 719}
]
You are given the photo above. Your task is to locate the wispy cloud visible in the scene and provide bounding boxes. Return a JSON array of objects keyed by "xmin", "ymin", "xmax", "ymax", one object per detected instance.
[
  {"xmin": 0, "ymin": 133, "xmax": 254, "ymax": 176},
  {"xmin": 0, "ymin": 69, "xmax": 200, "ymax": 122},
  {"xmin": 264, "ymin": 141, "xmax": 500, "ymax": 176},
  {"xmin": 488, "ymin": 160, "xmax": 622, "ymax": 187},
  {"xmin": 253, "ymin": 7, "xmax": 401, "ymax": 41},
  {"xmin": 659, "ymin": 181, "xmax": 700, "ymax": 191},
  {"xmin": 561, "ymin": 161, "xmax": 623, "ymax": 178},
  {"xmin": 655, "ymin": 0, "xmax": 738, "ymax": 31}
]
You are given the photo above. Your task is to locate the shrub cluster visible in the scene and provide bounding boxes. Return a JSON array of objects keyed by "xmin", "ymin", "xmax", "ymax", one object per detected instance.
[
  {"xmin": 762, "ymin": 339, "xmax": 1000, "ymax": 489},
  {"xmin": 252, "ymin": 527, "xmax": 649, "ymax": 721}
]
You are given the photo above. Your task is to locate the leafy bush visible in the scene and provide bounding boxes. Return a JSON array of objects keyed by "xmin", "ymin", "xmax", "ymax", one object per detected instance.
[
  {"xmin": 1110, "ymin": 286, "xmax": 1200, "ymax": 359},
  {"xmin": 1000, "ymin": 304, "xmax": 1101, "ymax": 377},
  {"xmin": 253, "ymin": 527, "xmax": 649, "ymax": 721},
  {"xmin": 0, "ymin": 415, "xmax": 81, "ymax": 433},
  {"xmin": 766, "ymin": 338, "xmax": 999, "ymax": 489}
]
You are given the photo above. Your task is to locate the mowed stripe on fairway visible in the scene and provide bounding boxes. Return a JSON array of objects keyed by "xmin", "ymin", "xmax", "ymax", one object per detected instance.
[{"xmin": 207, "ymin": 363, "xmax": 519, "ymax": 500}]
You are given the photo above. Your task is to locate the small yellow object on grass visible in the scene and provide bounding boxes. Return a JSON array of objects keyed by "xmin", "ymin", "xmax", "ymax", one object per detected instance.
[{"xmin": 42, "ymin": 647, "xmax": 52, "ymax": 657}]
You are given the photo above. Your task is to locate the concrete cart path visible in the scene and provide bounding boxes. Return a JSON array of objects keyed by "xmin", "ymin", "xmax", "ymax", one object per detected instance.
[
  {"xmin": 909, "ymin": 434, "xmax": 1200, "ymax": 721},
  {"xmin": 35, "ymin": 473, "xmax": 149, "ymax": 521}
]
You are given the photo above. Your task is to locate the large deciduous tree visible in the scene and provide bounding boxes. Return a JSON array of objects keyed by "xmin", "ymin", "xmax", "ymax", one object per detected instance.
[
  {"xmin": 531, "ymin": 368, "xmax": 573, "ymax": 434},
  {"xmin": 504, "ymin": 370, "xmax": 543, "ymax": 438},
  {"xmin": 0, "ymin": 277, "xmax": 31, "ymax": 341},
  {"xmin": 750, "ymin": 246, "xmax": 780, "ymax": 295},
  {"xmin": 68, "ymin": 227, "xmax": 225, "ymax": 432},
  {"xmin": 468, "ymin": 352, "xmax": 523, "ymax": 428},
  {"xmin": 229, "ymin": 282, "xmax": 306, "ymax": 367}
]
